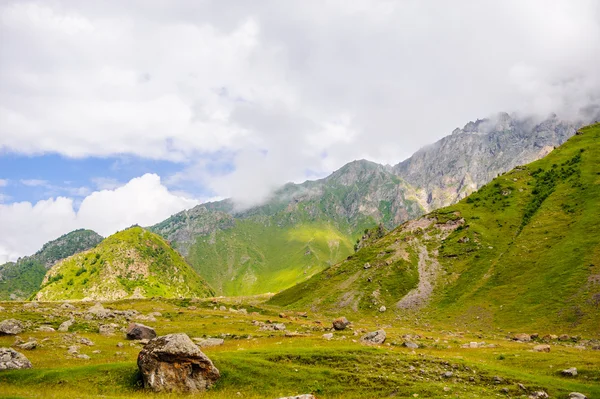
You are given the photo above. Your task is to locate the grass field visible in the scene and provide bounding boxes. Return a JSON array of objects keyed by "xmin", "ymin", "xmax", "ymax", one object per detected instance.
[{"xmin": 1, "ymin": 297, "xmax": 598, "ymax": 398}]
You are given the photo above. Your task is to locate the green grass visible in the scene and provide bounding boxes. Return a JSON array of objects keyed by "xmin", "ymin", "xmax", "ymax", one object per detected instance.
[{"xmin": 1, "ymin": 298, "xmax": 598, "ymax": 398}]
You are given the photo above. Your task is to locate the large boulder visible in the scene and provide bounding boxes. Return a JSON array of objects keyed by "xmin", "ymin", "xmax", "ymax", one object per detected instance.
[
  {"xmin": 361, "ymin": 330, "xmax": 386, "ymax": 345},
  {"xmin": 513, "ymin": 333, "xmax": 532, "ymax": 342},
  {"xmin": 137, "ymin": 333, "xmax": 220, "ymax": 392},
  {"xmin": 0, "ymin": 319, "xmax": 24, "ymax": 335},
  {"xmin": 0, "ymin": 348, "xmax": 32, "ymax": 370},
  {"xmin": 126, "ymin": 323, "xmax": 157, "ymax": 340},
  {"xmin": 332, "ymin": 317, "xmax": 350, "ymax": 331}
]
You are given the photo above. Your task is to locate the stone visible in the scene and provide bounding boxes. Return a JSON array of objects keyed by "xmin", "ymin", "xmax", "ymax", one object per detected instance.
[
  {"xmin": 18, "ymin": 341, "xmax": 37, "ymax": 350},
  {"xmin": 561, "ymin": 367, "xmax": 577, "ymax": 377},
  {"xmin": 68, "ymin": 345, "xmax": 79, "ymax": 355},
  {"xmin": 0, "ymin": 348, "xmax": 32, "ymax": 370},
  {"xmin": 513, "ymin": 333, "xmax": 531, "ymax": 342},
  {"xmin": 192, "ymin": 338, "xmax": 224, "ymax": 348},
  {"xmin": 137, "ymin": 333, "xmax": 220, "ymax": 393},
  {"xmin": 533, "ymin": 344, "xmax": 551, "ymax": 352},
  {"xmin": 273, "ymin": 323, "xmax": 286, "ymax": 331},
  {"xmin": 58, "ymin": 319, "xmax": 74, "ymax": 332},
  {"xmin": 219, "ymin": 306, "xmax": 226, "ymax": 311},
  {"xmin": 361, "ymin": 330, "xmax": 386, "ymax": 345},
  {"xmin": 332, "ymin": 317, "xmax": 350, "ymax": 331},
  {"xmin": 37, "ymin": 325, "xmax": 55, "ymax": 332},
  {"xmin": 529, "ymin": 392, "xmax": 549, "ymax": 399},
  {"xmin": 442, "ymin": 371, "xmax": 453, "ymax": 378},
  {"xmin": 277, "ymin": 395, "xmax": 316, "ymax": 399},
  {"xmin": 99, "ymin": 323, "xmax": 120, "ymax": 336},
  {"xmin": 403, "ymin": 341, "xmax": 419, "ymax": 349},
  {"xmin": 322, "ymin": 333, "xmax": 333, "ymax": 340},
  {"xmin": 559, "ymin": 334, "xmax": 570, "ymax": 341},
  {"xmin": 0, "ymin": 319, "xmax": 24, "ymax": 335},
  {"xmin": 116, "ymin": 342, "xmax": 124, "ymax": 348},
  {"xmin": 568, "ymin": 393, "xmax": 587, "ymax": 399},
  {"xmin": 77, "ymin": 354, "xmax": 90, "ymax": 360},
  {"xmin": 379, "ymin": 306, "xmax": 386, "ymax": 312},
  {"xmin": 493, "ymin": 376, "xmax": 504, "ymax": 384},
  {"xmin": 80, "ymin": 338, "xmax": 95, "ymax": 346},
  {"xmin": 60, "ymin": 303, "xmax": 76, "ymax": 309},
  {"xmin": 126, "ymin": 323, "xmax": 157, "ymax": 340}
]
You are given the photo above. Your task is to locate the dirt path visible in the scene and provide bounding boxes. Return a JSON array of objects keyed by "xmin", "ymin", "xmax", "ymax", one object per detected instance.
[{"xmin": 396, "ymin": 241, "xmax": 440, "ymax": 309}]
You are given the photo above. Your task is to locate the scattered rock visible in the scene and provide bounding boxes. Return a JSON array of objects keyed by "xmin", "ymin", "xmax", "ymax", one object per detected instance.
[
  {"xmin": 99, "ymin": 323, "xmax": 120, "ymax": 336},
  {"xmin": 403, "ymin": 341, "xmax": 419, "ymax": 349},
  {"xmin": 126, "ymin": 323, "xmax": 157, "ymax": 340},
  {"xmin": 219, "ymin": 306, "xmax": 226, "ymax": 311},
  {"xmin": 379, "ymin": 306, "xmax": 386, "ymax": 312},
  {"xmin": 18, "ymin": 341, "xmax": 37, "ymax": 350},
  {"xmin": 58, "ymin": 319, "xmax": 74, "ymax": 332},
  {"xmin": 322, "ymin": 333, "xmax": 333, "ymax": 340},
  {"xmin": 561, "ymin": 367, "xmax": 577, "ymax": 377},
  {"xmin": 67, "ymin": 345, "xmax": 79, "ymax": 355},
  {"xmin": 87, "ymin": 302, "xmax": 111, "ymax": 319},
  {"xmin": 513, "ymin": 333, "xmax": 532, "ymax": 342},
  {"xmin": 332, "ymin": 317, "xmax": 350, "ymax": 331},
  {"xmin": 137, "ymin": 333, "xmax": 220, "ymax": 393},
  {"xmin": 0, "ymin": 348, "xmax": 32, "ymax": 370},
  {"xmin": 296, "ymin": 312, "xmax": 308, "ymax": 318},
  {"xmin": 361, "ymin": 330, "xmax": 386, "ymax": 345},
  {"xmin": 0, "ymin": 319, "xmax": 24, "ymax": 335},
  {"xmin": 192, "ymin": 338, "xmax": 224, "ymax": 348},
  {"xmin": 529, "ymin": 391, "xmax": 549, "ymax": 399},
  {"xmin": 568, "ymin": 393, "xmax": 588, "ymax": 399},
  {"xmin": 116, "ymin": 342, "xmax": 124, "ymax": 348},
  {"xmin": 559, "ymin": 334, "xmax": 570, "ymax": 341},
  {"xmin": 442, "ymin": 371, "xmax": 453, "ymax": 378},
  {"xmin": 493, "ymin": 376, "xmax": 504, "ymax": 384},
  {"xmin": 60, "ymin": 303, "xmax": 76, "ymax": 309},
  {"xmin": 149, "ymin": 312, "xmax": 162, "ymax": 318},
  {"xmin": 80, "ymin": 338, "xmax": 95, "ymax": 346},
  {"xmin": 23, "ymin": 302, "xmax": 39, "ymax": 309},
  {"xmin": 37, "ymin": 325, "xmax": 55, "ymax": 332},
  {"xmin": 77, "ymin": 354, "xmax": 90, "ymax": 360},
  {"xmin": 533, "ymin": 344, "xmax": 551, "ymax": 352},
  {"xmin": 273, "ymin": 323, "xmax": 286, "ymax": 331},
  {"xmin": 363, "ymin": 263, "xmax": 371, "ymax": 269},
  {"xmin": 277, "ymin": 395, "xmax": 316, "ymax": 399},
  {"xmin": 518, "ymin": 383, "xmax": 527, "ymax": 391}
]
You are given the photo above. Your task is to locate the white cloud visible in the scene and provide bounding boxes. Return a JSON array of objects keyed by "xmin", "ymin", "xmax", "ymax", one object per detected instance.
[
  {"xmin": 20, "ymin": 179, "xmax": 49, "ymax": 187},
  {"xmin": 0, "ymin": 179, "xmax": 7, "ymax": 187},
  {"xmin": 0, "ymin": 0, "xmax": 599, "ymax": 207},
  {"xmin": 0, "ymin": 174, "xmax": 197, "ymax": 261}
]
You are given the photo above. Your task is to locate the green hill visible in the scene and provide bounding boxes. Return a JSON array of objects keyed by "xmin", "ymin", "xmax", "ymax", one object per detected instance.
[
  {"xmin": 270, "ymin": 123, "xmax": 600, "ymax": 335},
  {"xmin": 0, "ymin": 229, "xmax": 103, "ymax": 300},
  {"xmin": 35, "ymin": 226, "xmax": 214, "ymax": 301}
]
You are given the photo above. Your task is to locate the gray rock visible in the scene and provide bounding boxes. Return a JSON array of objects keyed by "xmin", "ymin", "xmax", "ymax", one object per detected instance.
[
  {"xmin": 80, "ymin": 338, "xmax": 94, "ymax": 346},
  {"xmin": 0, "ymin": 319, "xmax": 24, "ymax": 335},
  {"xmin": 533, "ymin": 344, "xmax": 551, "ymax": 352},
  {"xmin": 561, "ymin": 367, "xmax": 577, "ymax": 377},
  {"xmin": 137, "ymin": 333, "xmax": 220, "ymax": 392},
  {"xmin": 442, "ymin": 371, "xmax": 453, "ymax": 378},
  {"xmin": 568, "ymin": 393, "xmax": 587, "ymax": 399},
  {"xmin": 60, "ymin": 303, "xmax": 76, "ymax": 309},
  {"xmin": 379, "ymin": 305, "xmax": 386, "ymax": 312},
  {"xmin": 273, "ymin": 323, "xmax": 286, "ymax": 331},
  {"xmin": 403, "ymin": 341, "xmax": 418, "ymax": 349},
  {"xmin": 18, "ymin": 341, "xmax": 37, "ymax": 350},
  {"xmin": 37, "ymin": 325, "xmax": 55, "ymax": 332},
  {"xmin": 192, "ymin": 338, "xmax": 224, "ymax": 348},
  {"xmin": 126, "ymin": 323, "xmax": 157, "ymax": 340},
  {"xmin": 0, "ymin": 347, "xmax": 32, "ymax": 370},
  {"xmin": 67, "ymin": 345, "xmax": 79, "ymax": 355},
  {"xmin": 99, "ymin": 323, "xmax": 119, "ymax": 336},
  {"xmin": 58, "ymin": 319, "xmax": 74, "ymax": 332},
  {"xmin": 77, "ymin": 354, "xmax": 90, "ymax": 360},
  {"xmin": 361, "ymin": 330, "xmax": 386, "ymax": 345},
  {"xmin": 322, "ymin": 333, "xmax": 333, "ymax": 340},
  {"xmin": 513, "ymin": 333, "xmax": 532, "ymax": 342},
  {"xmin": 278, "ymin": 395, "xmax": 316, "ymax": 399},
  {"xmin": 332, "ymin": 317, "xmax": 350, "ymax": 331},
  {"xmin": 529, "ymin": 392, "xmax": 549, "ymax": 399}
]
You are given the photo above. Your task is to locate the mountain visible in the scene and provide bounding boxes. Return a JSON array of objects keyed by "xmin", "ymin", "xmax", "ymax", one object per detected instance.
[
  {"xmin": 151, "ymin": 113, "xmax": 591, "ymax": 297},
  {"xmin": 151, "ymin": 160, "xmax": 423, "ymax": 295},
  {"xmin": 35, "ymin": 226, "xmax": 214, "ymax": 301},
  {"xmin": 393, "ymin": 112, "xmax": 585, "ymax": 211},
  {"xmin": 0, "ymin": 229, "xmax": 103, "ymax": 300},
  {"xmin": 270, "ymin": 123, "xmax": 600, "ymax": 334}
]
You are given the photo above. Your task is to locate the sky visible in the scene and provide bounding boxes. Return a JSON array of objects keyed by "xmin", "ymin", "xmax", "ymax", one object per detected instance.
[{"xmin": 1, "ymin": 0, "xmax": 599, "ymax": 262}]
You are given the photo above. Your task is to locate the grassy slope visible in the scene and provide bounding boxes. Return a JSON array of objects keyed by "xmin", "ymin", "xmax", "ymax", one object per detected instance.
[
  {"xmin": 271, "ymin": 123, "xmax": 600, "ymax": 334},
  {"xmin": 188, "ymin": 220, "xmax": 355, "ymax": 295},
  {"xmin": 0, "ymin": 298, "xmax": 598, "ymax": 399},
  {"xmin": 35, "ymin": 227, "xmax": 214, "ymax": 301},
  {"xmin": 0, "ymin": 229, "xmax": 103, "ymax": 300}
]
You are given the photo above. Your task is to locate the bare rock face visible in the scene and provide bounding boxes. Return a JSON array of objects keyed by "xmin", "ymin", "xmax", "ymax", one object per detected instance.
[
  {"xmin": 0, "ymin": 348, "xmax": 32, "ymax": 370},
  {"xmin": 137, "ymin": 333, "xmax": 220, "ymax": 393},
  {"xmin": 126, "ymin": 323, "xmax": 156, "ymax": 340},
  {"xmin": 0, "ymin": 319, "xmax": 24, "ymax": 335}
]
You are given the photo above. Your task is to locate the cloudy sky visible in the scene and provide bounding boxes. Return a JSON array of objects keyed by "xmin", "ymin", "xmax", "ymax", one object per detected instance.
[{"xmin": 1, "ymin": 0, "xmax": 599, "ymax": 262}]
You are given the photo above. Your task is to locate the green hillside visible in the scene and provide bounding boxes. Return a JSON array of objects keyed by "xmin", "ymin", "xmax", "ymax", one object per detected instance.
[
  {"xmin": 0, "ymin": 229, "xmax": 103, "ymax": 300},
  {"xmin": 271, "ymin": 123, "xmax": 600, "ymax": 334},
  {"xmin": 35, "ymin": 227, "xmax": 214, "ymax": 301}
]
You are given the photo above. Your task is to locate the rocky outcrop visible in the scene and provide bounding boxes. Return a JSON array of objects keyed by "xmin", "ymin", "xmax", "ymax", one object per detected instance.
[
  {"xmin": 0, "ymin": 348, "xmax": 32, "ymax": 370},
  {"xmin": 126, "ymin": 323, "xmax": 156, "ymax": 340},
  {"xmin": 0, "ymin": 319, "xmax": 24, "ymax": 335},
  {"xmin": 137, "ymin": 333, "xmax": 220, "ymax": 392}
]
